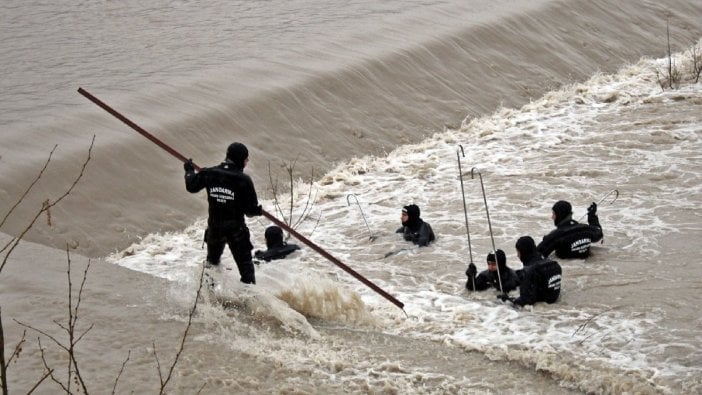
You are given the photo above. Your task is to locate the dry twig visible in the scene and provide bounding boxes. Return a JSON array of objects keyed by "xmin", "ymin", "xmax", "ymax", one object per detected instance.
[
  {"xmin": 1, "ymin": 134, "xmax": 206, "ymax": 393},
  {"xmin": 112, "ymin": 350, "xmax": 130, "ymax": 395},
  {"xmin": 1, "ymin": 136, "xmax": 95, "ymax": 272},
  {"xmin": 155, "ymin": 264, "xmax": 207, "ymax": 395},
  {"xmin": 0, "ymin": 145, "xmax": 57, "ymax": 231},
  {"xmin": 266, "ymin": 158, "xmax": 321, "ymax": 239}
]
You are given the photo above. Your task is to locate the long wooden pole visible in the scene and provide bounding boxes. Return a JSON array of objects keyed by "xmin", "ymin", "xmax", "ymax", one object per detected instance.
[{"xmin": 77, "ymin": 87, "xmax": 405, "ymax": 311}]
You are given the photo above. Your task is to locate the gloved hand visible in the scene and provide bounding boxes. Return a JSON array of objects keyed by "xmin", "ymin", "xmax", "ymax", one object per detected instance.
[
  {"xmin": 245, "ymin": 204, "xmax": 263, "ymax": 217},
  {"xmin": 183, "ymin": 158, "xmax": 195, "ymax": 173},
  {"xmin": 497, "ymin": 294, "xmax": 513, "ymax": 303},
  {"xmin": 465, "ymin": 263, "xmax": 477, "ymax": 277},
  {"xmin": 587, "ymin": 202, "xmax": 597, "ymax": 216},
  {"xmin": 253, "ymin": 204, "xmax": 263, "ymax": 216}
]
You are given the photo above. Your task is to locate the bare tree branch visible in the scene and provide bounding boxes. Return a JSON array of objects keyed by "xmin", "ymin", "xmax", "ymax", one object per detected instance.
[
  {"xmin": 690, "ymin": 42, "xmax": 702, "ymax": 83},
  {"xmin": 265, "ymin": 156, "xmax": 320, "ymax": 242},
  {"xmin": 38, "ymin": 338, "xmax": 67, "ymax": 393},
  {"xmin": 14, "ymin": 248, "xmax": 94, "ymax": 394},
  {"xmin": 1, "ymin": 135, "xmax": 95, "ymax": 272},
  {"xmin": 112, "ymin": 350, "xmax": 131, "ymax": 395},
  {"xmin": 304, "ymin": 209, "xmax": 324, "ymax": 240},
  {"xmin": 72, "ymin": 324, "xmax": 94, "ymax": 345},
  {"xmin": 0, "ymin": 145, "xmax": 57, "ymax": 230},
  {"xmin": 25, "ymin": 367, "xmax": 53, "ymax": 395},
  {"xmin": 285, "ymin": 157, "xmax": 299, "ymax": 226},
  {"xmin": 572, "ymin": 307, "xmax": 616, "ymax": 337},
  {"xmin": 0, "ymin": 307, "xmax": 7, "ymax": 395},
  {"xmin": 267, "ymin": 160, "xmax": 287, "ymax": 225},
  {"xmin": 6, "ymin": 329, "xmax": 26, "ymax": 365},
  {"xmin": 157, "ymin": 265, "xmax": 206, "ymax": 394},
  {"xmin": 291, "ymin": 169, "xmax": 318, "ymax": 230},
  {"xmin": 153, "ymin": 341, "xmax": 163, "ymax": 386},
  {"xmin": 65, "ymin": 246, "xmax": 90, "ymax": 394},
  {"xmin": 667, "ymin": 22, "xmax": 673, "ymax": 89},
  {"xmin": 1, "ymin": 133, "xmax": 212, "ymax": 392},
  {"xmin": 196, "ymin": 382, "xmax": 208, "ymax": 394},
  {"xmin": 15, "ymin": 320, "xmax": 70, "ymax": 353}
]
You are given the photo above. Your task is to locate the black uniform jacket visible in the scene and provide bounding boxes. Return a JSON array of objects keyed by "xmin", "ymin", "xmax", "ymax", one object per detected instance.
[
  {"xmin": 537, "ymin": 214, "xmax": 603, "ymax": 259},
  {"xmin": 185, "ymin": 162, "xmax": 260, "ymax": 232},
  {"xmin": 466, "ymin": 267, "xmax": 519, "ymax": 293},
  {"xmin": 396, "ymin": 219, "xmax": 435, "ymax": 247},
  {"xmin": 514, "ymin": 256, "xmax": 562, "ymax": 307},
  {"xmin": 254, "ymin": 243, "xmax": 301, "ymax": 262}
]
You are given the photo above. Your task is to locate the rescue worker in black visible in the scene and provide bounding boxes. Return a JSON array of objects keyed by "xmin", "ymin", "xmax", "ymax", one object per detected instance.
[
  {"xmin": 395, "ymin": 204, "xmax": 435, "ymax": 247},
  {"xmin": 499, "ymin": 236, "xmax": 562, "ymax": 307},
  {"xmin": 184, "ymin": 142, "xmax": 262, "ymax": 284},
  {"xmin": 465, "ymin": 249, "xmax": 519, "ymax": 293},
  {"xmin": 254, "ymin": 225, "xmax": 300, "ymax": 262},
  {"xmin": 537, "ymin": 200, "xmax": 603, "ymax": 259}
]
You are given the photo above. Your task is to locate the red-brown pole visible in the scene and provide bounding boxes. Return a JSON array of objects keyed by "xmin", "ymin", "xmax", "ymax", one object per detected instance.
[
  {"xmin": 260, "ymin": 210, "xmax": 404, "ymax": 309},
  {"xmin": 77, "ymin": 87, "xmax": 405, "ymax": 311},
  {"xmin": 77, "ymin": 87, "xmax": 199, "ymax": 171}
]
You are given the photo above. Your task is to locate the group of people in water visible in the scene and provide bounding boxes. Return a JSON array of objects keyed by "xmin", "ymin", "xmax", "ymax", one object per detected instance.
[
  {"xmin": 404, "ymin": 198, "xmax": 603, "ymax": 307},
  {"xmin": 476, "ymin": 200, "xmax": 601, "ymax": 306},
  {"xmin": 185, "ymin": 141, "xmax": 604, "ymax": 308}
]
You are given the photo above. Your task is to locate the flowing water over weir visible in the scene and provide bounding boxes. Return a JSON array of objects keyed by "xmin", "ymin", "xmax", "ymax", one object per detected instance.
[
  {"xmin": 2, "ymin": 0, "xmax": 701, "ymax": 256},
  {"xmin": 1, "ymin": 0, "xmax": 702, "ymax": 393}
]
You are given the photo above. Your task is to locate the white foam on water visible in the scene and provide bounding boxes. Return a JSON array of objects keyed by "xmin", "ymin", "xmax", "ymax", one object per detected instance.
[{"xmin": 108, "ymin": 45, "xmax": 702, "ymax": 393}]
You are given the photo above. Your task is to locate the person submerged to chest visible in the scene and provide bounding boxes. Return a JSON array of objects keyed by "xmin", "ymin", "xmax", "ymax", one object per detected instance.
[
  {"xmin": 254, "ymin": 225, "xmax": 300, "ymax": 262},
  {"xmin": 396, "ymin": 204, "xmax": 435, "ymax": 247}
]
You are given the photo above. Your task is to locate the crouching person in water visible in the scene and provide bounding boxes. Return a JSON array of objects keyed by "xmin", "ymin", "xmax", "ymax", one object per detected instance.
[
  {"xmin": 499, "ymin": 236, "xmax": 562, "ymax": 307},
  {"xmin": 184, "ymin": 142, "xmax": 262, "ymax": 284},
  {"xmin": 465, "ymin": 249, "xmax": 519, "ymax": 293},
  {"xmin": 396, "ymin": 204, "xmax": 435, "ymax": 247},
  {"xmin": 254, "ymin": 225, "xmax": 300, "ymax": 262},
  {"xmin": 537, "ymin": 200, "xmax": 603, "ymax": 259}
]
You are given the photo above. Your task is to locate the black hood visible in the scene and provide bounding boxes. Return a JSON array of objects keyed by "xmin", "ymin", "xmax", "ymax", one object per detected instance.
[
  {"xmin": 402, "ymin": 204, "xmax": 421, "ymax": 228},
  {"xmin": 264, "ymin": 225, "xmax": 284, "ymax": 248},
  {"xmin": 487, "ymin": 249, "xmax": 507, "ymax": 270},
  {"xmin": 552, "ymin": 200, "xmax": 572, "ymax": 226},
  {"xmin": 516, "ymin": 236, "xmax": 539, "ymax": 265},
  {"xmin": 226, "ymin": 142, "xmax": 249, "ymax": 170}
]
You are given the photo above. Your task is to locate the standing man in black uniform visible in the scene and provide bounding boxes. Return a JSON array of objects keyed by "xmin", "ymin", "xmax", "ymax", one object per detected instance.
[
  {"xmin": 500, "ymin": 236, "xmax": 562, "ymax": 307},
  {"xmin": 537, "ymin": 200, "xmax": 603, "ymax": 259},
  {"xmin": 184, "ymin": 142, "xmax": 262, "ymax": 284}
]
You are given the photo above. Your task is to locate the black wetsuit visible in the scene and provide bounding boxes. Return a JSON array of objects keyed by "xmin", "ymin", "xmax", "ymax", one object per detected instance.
[
  {"xmin": 537, "ymin": 213, "xmax": 603, "ymax": 259},
  {"xmin": 185, "ymin": 161, "xmax": 261, "ymax": 284},
  {"xmin": 466, "ymin": 266, "xmax": 519, "ymax": 293},
  {"xmin": 254, "ymin": 243, "xmax": 300, "ymax": 262},
  {"xmin": 254, "ymin": 225, "xmax": 300, "ymax": 262},
  {"xmin": 514, "ymin": 254, "xmax": 562, "ymax": 306},
  {"xmin": 396, "ymin": 219, "xmax": 435, "ymax": 247}
]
